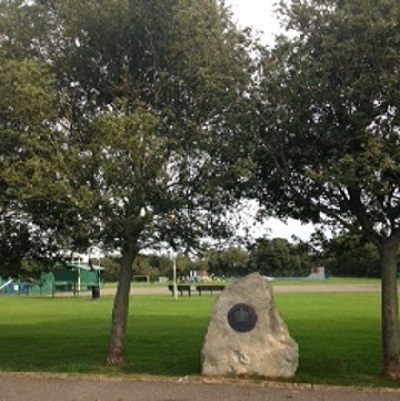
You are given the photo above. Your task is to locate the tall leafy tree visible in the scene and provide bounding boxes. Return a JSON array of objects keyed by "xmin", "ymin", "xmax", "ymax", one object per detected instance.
[
  {"xmin": 322, "ymin": 233, "xmax": 381, "ymax": 278},
  {"xmin": 0, "ymin": 59, "xmax": 79, "ymax": 275},
  {"xmin": 0, "ymin": 0, "xmax": 254, "ymax": 366},
  {"xmin": 206, "ymin": 247, "xmax": 251, "ymax": 277},
  {"xmin": 249, "ymin": 237, "xmax": 311, "ymax": 277},
  {"xmin": 254, "ymin": 0, "xmax": 400, "ymax": 378}
]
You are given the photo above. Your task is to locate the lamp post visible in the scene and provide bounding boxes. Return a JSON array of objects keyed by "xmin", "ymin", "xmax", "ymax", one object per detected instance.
[
  {"xmin": 172, "ymin": 250, "xmax": 178, "ymax": 301},
  {"xmin": 168, "ymin": 214, "xmax": 178, "ymax": 300}
]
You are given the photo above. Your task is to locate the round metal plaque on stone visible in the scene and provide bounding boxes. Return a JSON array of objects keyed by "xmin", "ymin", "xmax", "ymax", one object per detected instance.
[{"xmin": 228, "ymin": 303, "xmax": 258, "ymax": 333}]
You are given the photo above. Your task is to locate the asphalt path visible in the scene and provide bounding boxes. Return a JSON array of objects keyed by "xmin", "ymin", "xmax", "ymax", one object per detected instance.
[{"xmin": 1, "ymin": 373, "xmax": 399, "ymax": 401}]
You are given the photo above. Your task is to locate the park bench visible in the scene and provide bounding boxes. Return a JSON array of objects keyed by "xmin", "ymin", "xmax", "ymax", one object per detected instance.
[
  {"xmin": 168, "ymin": 284, "xmax": 192, "ymax": 297},
  {"xmin": 196, "ymin": 285, "xmax": 226, "ymax": 296}
]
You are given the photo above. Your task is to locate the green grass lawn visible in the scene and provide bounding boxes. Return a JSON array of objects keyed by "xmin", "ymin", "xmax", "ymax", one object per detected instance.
[{"xmin": 0, "ymin": 291, "xmax": 397, "ymax": 388}]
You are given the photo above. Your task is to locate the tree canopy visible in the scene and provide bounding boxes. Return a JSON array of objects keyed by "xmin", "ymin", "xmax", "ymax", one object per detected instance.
[
  {"xmin": 253, "ymin": 0, "xmax": 400, "ymax": 378},
  {"xmin": 0, "ymin": 0, "xmax": 255, "ymax": 366},
  {"xmin": 0, "ymin": 59, "xmax": 75, "ymax": 274}
]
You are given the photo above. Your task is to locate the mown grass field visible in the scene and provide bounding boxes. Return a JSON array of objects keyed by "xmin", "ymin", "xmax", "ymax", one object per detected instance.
[{"xmin": 0, "ymin": 284, "xmax": 398, "ymax": 388}]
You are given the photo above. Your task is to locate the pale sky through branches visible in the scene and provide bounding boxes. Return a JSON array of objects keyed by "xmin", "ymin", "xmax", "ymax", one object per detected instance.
[
  {"xmin": 226, "ymin": 1, "xmax": 315, "ymax": 242},
  {"xmin": 226, "ymin": 0, "xmax": 281, "ymax": 45}
]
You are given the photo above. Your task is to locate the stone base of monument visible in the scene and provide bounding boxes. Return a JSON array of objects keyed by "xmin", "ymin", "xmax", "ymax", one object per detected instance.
[{"xmin": 201, "ymin": 273, "xmax": 298, "ymax": 379}]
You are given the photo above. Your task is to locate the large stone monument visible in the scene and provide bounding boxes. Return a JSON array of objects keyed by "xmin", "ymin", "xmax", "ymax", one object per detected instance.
[{"xmin": 201, "ymin": 273, "xmax": 298, "ymax": 378}]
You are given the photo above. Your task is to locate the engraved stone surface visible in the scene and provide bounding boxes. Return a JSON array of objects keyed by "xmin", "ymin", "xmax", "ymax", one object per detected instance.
[{"xmin": 201, "ymin": 273, "xmax": 299, "ymax": 378}]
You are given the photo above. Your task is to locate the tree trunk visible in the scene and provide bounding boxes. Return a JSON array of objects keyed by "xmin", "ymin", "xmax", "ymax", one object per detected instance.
[
  {"xmin": 379, "ymin": 236, "xmax": 400, "ymax": 379},
  {"xmin": 106, "ymin": 245, "xmax": 137, "ymax": 367}
]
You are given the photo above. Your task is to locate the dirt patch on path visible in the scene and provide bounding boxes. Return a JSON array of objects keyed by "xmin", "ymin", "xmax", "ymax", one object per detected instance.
[
  {"xmin": 98, "ymin": 283, "xmax": 381, "ymax": 297},
  {"xmin": 273, "ymin": 283, "xmax": 381, "ymax": 293}
]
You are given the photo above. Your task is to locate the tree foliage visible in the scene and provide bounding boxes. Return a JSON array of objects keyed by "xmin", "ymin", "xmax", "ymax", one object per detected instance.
[
  {"xmin": 0, "ymin": 0, "xmax": 254, "ymax": 366},
  {"xmin": 254, "ymin": 0, "xmax": 400, "ymax": 378},
  {"xmin": 206, "ymin": 246, "xmax": 251, "ymax": 277},
  {"xmin": 0, "ymin": 59, "xmax": 72, "ymax": 274},
  {"xmin": 322, "ymin": 233, "xmax": 381, "ymax": 278},
  {"xmin": 249, "ymin": 237, "xmax": 313, "ymax": 277}
]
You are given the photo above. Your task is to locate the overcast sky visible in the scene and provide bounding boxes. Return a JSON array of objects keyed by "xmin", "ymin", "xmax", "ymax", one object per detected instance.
[{"xmin": 226, "ymin": 0, "xmax": 282, "ymax": 45}]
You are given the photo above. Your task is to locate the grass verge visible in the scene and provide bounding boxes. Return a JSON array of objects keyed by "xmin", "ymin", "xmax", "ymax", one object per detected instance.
[{"xmin": 0, "ymin": 291, "xmax": 398, "ymax": 388}]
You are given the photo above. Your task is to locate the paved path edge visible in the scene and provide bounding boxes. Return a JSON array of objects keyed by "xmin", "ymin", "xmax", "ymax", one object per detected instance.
[{"xmin": 1, "ymin": 371, "xmax": 399, "ymax": 395}]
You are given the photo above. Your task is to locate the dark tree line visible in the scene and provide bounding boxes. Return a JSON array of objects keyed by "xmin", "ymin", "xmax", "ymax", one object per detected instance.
[{"xmin": 59, "ymin": 234, "xmax": 385, "ymax": 282}]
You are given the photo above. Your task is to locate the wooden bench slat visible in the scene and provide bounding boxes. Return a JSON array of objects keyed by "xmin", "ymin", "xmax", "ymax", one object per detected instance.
[
  {"xmin": 196, "ymin": 285, "xmax": 226, "ymax": 296},
  {"xmin": 167, "ymin": 284, "xmax": 226, "ymax": 296}
]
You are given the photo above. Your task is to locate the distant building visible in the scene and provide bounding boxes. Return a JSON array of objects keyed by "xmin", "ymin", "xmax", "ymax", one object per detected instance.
[{"xmin": 0, "ymin": 262, "xmax": 104, "ymax": 296}]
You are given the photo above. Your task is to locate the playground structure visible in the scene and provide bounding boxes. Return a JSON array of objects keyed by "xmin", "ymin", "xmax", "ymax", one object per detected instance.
[
  {"xmin": 0, "ymin": 262, "xmax": 104, "ymax": 297},
  {"xmin": 264, "ymin": 267, "xmax": 327, "ymax": 281},
  {"xmin": 308, "ymin": 267, "xmax": 327, "ymax": 280}
]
